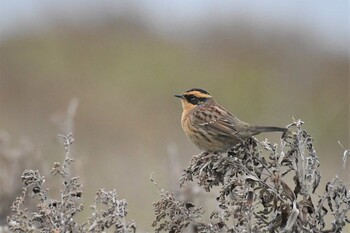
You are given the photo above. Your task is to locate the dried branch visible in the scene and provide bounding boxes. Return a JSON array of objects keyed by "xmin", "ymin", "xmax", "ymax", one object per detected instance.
[{"xmin": 153, "ymin": 119, "xmax": 349, "ymax": 232}]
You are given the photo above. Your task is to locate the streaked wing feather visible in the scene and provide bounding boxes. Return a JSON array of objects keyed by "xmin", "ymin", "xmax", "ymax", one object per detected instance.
[
  {"xmin": 196, "ymin": 105, "xmax": 240, "ymax": 137},
  {"xmin": 200, "ymin": 118, "xmax": 238, "ymax": 136}
]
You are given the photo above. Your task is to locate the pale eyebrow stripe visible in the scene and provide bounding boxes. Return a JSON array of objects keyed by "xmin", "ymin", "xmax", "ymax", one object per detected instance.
[{"xmin": 185, "ymin": 91, "xmax": 211, "ymax": 98}]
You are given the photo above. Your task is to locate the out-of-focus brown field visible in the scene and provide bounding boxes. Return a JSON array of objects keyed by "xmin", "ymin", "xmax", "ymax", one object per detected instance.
[{"xmin": 0, "ymin": 5, "xmax": 349, "ymax": 231}]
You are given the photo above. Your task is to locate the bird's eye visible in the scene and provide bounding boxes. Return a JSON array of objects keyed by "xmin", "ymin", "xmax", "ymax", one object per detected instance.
[{"xmin": 185, "ymin": 94, "xmax": 201, "ymax": 104}]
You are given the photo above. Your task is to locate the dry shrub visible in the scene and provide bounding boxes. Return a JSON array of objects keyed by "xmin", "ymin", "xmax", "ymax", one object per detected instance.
[
  {"xmin": 0, "ymin": 131, "xmax": 43, "ymax": 225},
  {"xmin": 152, "ymin": 120, "xmax": 349, "ymax": 233},
  {"xmin": 4, "ymin": 119, "xmax": 349, "ymax": 232},
  {"xmin": 7, "ymin": 133, "xmax": 135, "ymax": 233}
]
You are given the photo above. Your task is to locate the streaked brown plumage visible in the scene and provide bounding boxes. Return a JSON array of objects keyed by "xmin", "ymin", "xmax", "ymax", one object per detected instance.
[{"xmin": 175, "ymin": 88, "xmax": 287, "ymax": 152}]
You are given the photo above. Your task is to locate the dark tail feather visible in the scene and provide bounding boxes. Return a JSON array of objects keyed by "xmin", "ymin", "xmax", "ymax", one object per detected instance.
[{"xmin": 254, "ymin": 126, "xmax": 287, "ymax": 135}]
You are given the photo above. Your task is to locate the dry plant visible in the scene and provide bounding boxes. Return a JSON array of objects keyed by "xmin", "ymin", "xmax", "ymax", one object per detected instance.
[
  {"xmin": 6, "ymin": 100, "xmax": 135, "ymax": 232},
  {"xmin": 0, "ymin": 131, "xmax": 43, "ymax": 226},
  {"xmin": 7, "ymin": 133, "xmax": 135, "ymax": 233},
  {"xmin": 3, "ymin": 113, "xmax": 349, "ymax": 232},
  {"xmin": 152, "ymin": 120, "xmax": 349, "ymax": 232}
]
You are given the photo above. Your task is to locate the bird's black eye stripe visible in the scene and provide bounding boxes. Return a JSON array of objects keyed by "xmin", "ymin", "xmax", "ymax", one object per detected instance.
[
  {"xmin": 185, "ymin": 94, "xmax": 207, "ymax": 105},
  {"xmin": 186, "ymin": 94, "xmax": 196, "ymax": 100}
]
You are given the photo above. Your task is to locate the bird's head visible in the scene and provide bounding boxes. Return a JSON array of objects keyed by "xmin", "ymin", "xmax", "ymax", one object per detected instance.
[{"xmin": 175, "ymin": 88, "xmax": 213, "ymax": 112}]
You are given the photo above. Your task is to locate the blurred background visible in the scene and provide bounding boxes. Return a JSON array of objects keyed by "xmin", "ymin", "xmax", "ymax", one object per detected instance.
[{"xmin": 0, "ymin": 0, "xmax": 349, "ymax": 231}]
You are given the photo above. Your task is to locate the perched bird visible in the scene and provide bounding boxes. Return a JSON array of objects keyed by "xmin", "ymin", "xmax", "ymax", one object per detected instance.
[{"xmin": 175, "ymin": 88, "xmax": 287, "ymax": 152}]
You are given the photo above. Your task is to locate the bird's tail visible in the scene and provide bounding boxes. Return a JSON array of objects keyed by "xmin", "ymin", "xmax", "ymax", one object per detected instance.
[{"xmin": 254, "ymin": 126, "xmax": 287, "ymax": 135}]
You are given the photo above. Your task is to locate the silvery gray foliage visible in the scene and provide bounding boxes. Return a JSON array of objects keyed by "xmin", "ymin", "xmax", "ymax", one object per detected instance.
[
  {"xmin": 7, "ymin": 133, "xmax": 135, "ymax": 233},
  {"xmin": 152, "ymin": 190, "xmax": 204, "ymax": 233},
  {"xmin": 153, "ymin": 120, "xmax": 349, "ymax": 232},
  {"xmin": 5, "ymin": 121, "xmax": 349, "ymax": 232},
  {"xmin": 0, "ymin": 132, "xmax": 42, "ymax": 224},
  {"xmin": 83, "ymin": 189, "xmax": 136, "ymax": 233}
]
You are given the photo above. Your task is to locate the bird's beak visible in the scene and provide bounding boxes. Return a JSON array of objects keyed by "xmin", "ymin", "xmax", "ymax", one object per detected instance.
[{"xmin": 174, "ymin": 94, "xmax": 184, "ymax": 99}]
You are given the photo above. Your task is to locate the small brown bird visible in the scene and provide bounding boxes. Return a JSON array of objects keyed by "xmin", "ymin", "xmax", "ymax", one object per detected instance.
[{"xmin": 175, "ymin": 88, "xmax": 287, "ymax": 152}]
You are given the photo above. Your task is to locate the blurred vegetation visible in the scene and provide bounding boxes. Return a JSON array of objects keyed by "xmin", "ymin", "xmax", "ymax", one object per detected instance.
[{"xmin": 0, "ymin": 13, "xmax": 348, "ymax": 230}]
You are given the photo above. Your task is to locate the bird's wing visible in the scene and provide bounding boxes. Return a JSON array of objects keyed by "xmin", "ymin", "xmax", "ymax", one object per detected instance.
[
  {"xmin": 193, "ymin": 105, "xmax": 244, "ymax": 138},
  {"xmin": 199, "ymin": 117, "xmax": 238, "ymax": 136}
]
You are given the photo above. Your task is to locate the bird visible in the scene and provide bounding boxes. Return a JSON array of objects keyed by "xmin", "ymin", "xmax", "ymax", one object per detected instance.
[{"xmin": 175, "ymin": 88, "xmax": 287, "ymax": 152}]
